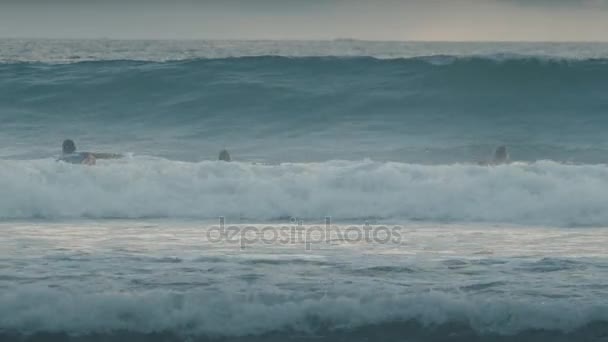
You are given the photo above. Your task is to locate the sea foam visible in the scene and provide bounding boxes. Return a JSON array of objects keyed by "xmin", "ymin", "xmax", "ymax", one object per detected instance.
[{"xmin": 1, "ymin": 158, "xmax": 608, "ymax": 226}]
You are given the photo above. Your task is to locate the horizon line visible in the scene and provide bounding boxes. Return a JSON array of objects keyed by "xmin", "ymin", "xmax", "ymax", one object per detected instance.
[{"xmin": 1, "ymin": 36, "xmax": 608, "ymax": 44}]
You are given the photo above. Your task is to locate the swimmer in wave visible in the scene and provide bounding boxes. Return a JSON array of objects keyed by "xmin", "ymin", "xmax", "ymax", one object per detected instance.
[
  {"xmin": 57, "ymin": 139, "xmax": 122, "ymax": 165},
  {"xmin": 218, "ymin": 149, "xmax": 231, "ymax": 162},
  {"xmin": 492, "ymin": 145, "xmax": 509, "ymax": 164},
  {"xmin": 478, "ymin": 145, "xmax": 510, "ymax": 166}
]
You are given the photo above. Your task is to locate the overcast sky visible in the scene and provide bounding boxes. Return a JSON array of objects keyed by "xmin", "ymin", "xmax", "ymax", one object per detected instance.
[{"xmin": 1, "ymin": 0, "xmax": 607, "ymax": 41}]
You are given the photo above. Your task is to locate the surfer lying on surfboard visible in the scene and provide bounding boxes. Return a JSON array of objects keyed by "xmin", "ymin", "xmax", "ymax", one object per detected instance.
[{"xmin": 57, "ymin": 139, "xmax": 122, "ymax": 165}]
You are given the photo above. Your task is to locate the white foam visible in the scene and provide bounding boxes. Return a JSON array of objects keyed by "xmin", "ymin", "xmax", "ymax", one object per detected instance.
[{"xmin": 1, "ymin": 158, "xmax": 608, "ymax": 226}]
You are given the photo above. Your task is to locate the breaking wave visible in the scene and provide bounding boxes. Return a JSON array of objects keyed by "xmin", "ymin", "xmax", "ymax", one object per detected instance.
[{"xmin": 1, "ymin": 158, "xmax": 608, "ymax": 226}]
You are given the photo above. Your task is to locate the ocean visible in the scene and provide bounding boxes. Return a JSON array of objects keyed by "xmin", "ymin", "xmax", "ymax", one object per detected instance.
[{"xmin": 0, "ymin": 39, "xmax": 607, "ymax": 341}]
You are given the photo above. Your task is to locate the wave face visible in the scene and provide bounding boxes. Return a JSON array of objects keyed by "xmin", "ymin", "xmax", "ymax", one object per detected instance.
[
  {"xmin": 1, "ymin": 43, "xmax": 608, "ymax": 164},
  {"xmin": 1, "ymin": 159, "xmax": 608, "ymax": 225}
]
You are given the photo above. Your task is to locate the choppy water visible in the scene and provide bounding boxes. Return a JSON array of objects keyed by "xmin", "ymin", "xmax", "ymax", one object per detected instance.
[{"xmin": 1, "ymin": 222, "xmax": 607, "ymax": 342}]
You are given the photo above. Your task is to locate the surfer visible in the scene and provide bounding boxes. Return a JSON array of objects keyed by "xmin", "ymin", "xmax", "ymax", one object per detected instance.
[
  {"xmin": 478, "ymin": 145, "xmax": 510, "ymax": 166},
  {"xmin": 492, "ymin": 145, "xmax": 509, "ymax": 164},
  {"xmin": 219, "ymin": 149, "xmax": 231, "ymax": 162},
  {"xmin": 57, "ymin": 139, "xmax": 122, "ymax": 165}
]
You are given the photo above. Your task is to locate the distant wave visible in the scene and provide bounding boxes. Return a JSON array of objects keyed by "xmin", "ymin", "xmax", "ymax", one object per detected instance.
[
  {"xmin": 5, "ymin": 53, "xmax": 608, "ymax": 64},
  {"xmin": 2, "ymin": 158, "xmax": 608, "ymax": 226},
  {"xmin": 4, "ymin": 53, "xmax": 608, "ymax": 64},
  {"xmin": 2, "ymin": 39, "xmax": 608, "ymax": 63}
]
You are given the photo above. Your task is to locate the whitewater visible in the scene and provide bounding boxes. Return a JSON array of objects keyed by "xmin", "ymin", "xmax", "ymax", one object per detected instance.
[
  {"xmin": 1, "ymin": 39, "xmax": 608, "ymax": 341},
  {"xmin": 3, "ymin": 158, "xmax": 608, "ymax": 226}
]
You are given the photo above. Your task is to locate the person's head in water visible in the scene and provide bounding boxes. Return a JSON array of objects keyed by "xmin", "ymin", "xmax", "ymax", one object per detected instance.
[
  {"xmin": 494, "ymin": 146, "xmax": 508, "ymax": 164},
  {"xmin": 62, "ymin": 139, "xmax": 76, "ymax": 154},
  {"xmin": 219, "ymin": 149, "xmax": 231, "ymax": 162}
]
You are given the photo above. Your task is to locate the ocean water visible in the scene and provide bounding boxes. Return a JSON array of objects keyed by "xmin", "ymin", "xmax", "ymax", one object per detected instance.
[{"xmin": 1, "ymin": 39, "xmax": 608, "ymax": 341}]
